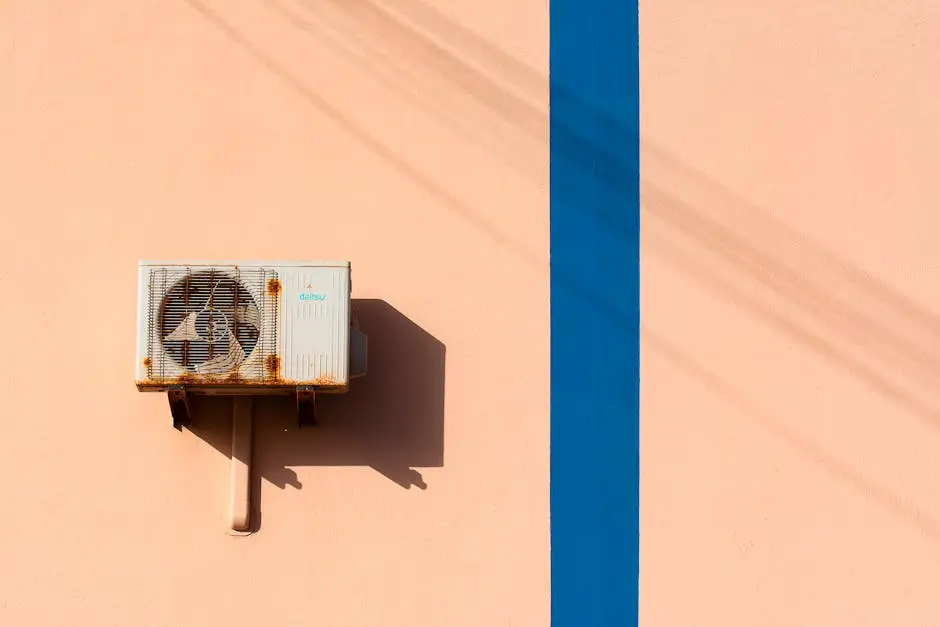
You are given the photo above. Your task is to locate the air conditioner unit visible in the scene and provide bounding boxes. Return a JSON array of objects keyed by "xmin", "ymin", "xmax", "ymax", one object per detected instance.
[
  {"xmin": 135, "ymin": 260, "xmax": 367, "ymax": 429},
  {"xmin": 136, "ymin": 260, "xmax": 368, "ymax": 532}
]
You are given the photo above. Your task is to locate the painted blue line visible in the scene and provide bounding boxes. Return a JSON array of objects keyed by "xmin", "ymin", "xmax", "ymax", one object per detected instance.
[{"xmin": 549, "ymin": 0, "xmax": 639, "ymax": 622}]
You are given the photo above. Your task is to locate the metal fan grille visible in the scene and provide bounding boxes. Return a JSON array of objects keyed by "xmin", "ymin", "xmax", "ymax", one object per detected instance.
[{"xmin": 145, "ymin": 266, "xmax": 277, "ymax": 381}]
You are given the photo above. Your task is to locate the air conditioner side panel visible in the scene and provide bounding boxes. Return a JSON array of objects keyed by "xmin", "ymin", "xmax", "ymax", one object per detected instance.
[{"xmin": 278, "ymin": 266, "xmax": 351, "ymax": 386}]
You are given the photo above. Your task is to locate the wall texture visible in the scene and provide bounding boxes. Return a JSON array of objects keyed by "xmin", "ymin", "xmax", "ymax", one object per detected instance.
[
  {"xmin": 0, "ymin": 1, "xmax": 548, "ymax": 625},
  {"xmin": 6, "ymin": 0, "xmax": 934, "ymax": 624},
  {"xmin": 641, "ymin": 1, "xmax": 940, "ymax": 625}
]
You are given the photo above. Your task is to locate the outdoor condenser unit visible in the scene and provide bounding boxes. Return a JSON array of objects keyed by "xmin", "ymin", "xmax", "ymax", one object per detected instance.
[{"xmin": 135, "ymin": 260, "xmax": 367, "ymax": 532}]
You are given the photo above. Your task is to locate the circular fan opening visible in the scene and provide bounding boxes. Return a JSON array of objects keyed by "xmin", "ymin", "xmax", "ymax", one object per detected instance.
[{"xmin": 158, "ymin": 271, "xmax": 262, "ymax": 374}]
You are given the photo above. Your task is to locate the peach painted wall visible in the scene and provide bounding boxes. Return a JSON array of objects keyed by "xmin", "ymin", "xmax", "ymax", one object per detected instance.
[
  {"xmin": 0, "ymin": 1, "xmax": 548, "ymax": 625},
  {"xmin": 641, "ymin": 1, "xmax": 940, "ymax": 625}
]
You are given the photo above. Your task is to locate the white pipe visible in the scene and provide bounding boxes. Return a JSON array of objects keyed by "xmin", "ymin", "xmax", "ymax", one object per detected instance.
[{"xmin": 229, "ymin": 396, "xmax": 253, "ymax": 533}]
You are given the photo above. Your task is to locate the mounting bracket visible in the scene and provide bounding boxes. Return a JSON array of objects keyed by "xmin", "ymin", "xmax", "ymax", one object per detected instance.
[
  {"xmin": 168, "ymin": 385, "xmax": 191, "ymax": 430},
  {"xmin": 297, "ymin": 386, "xmax": 317, "ymax": 428}
]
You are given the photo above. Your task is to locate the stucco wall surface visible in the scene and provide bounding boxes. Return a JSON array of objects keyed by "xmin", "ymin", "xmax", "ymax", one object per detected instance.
[
  {"xmin": 641, "ymin": 2, "xmax": 940, "ymax": 625},
  {"xmin": 0, "ymin": 1, "xmax": 549, "ymax": 625}
]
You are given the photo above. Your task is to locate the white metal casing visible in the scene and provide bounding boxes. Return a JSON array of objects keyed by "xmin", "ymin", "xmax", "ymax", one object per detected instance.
[{"xmin": 136, "ymin": 260, "xmax": 352, "ymax": 393}]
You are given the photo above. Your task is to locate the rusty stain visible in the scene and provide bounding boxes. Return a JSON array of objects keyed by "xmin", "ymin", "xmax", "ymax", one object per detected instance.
[
  {"xmin": 266, "ymin": 278, "xmax": 281, "ymax": 296},
  {"xmin": 311, "ymin": 375, "xmax": 339, "ymax": 386},
  {"xmin": 142, "ymin": 357, "xmax": 152, "ymax": 368},
  {"xmin": 264, "ymin": 354, "xmax": 281, "ymax": 377},
  {"xmin": 171, "ymin": 371, "xmax": 242, "ymax": 385},
  {"xmin": 137, "ymin": 379, "xmax": 348, "ymax": 392},
  {"xmin": 139, "ymin": 362, "xmax": 346, "ymax": 391}
]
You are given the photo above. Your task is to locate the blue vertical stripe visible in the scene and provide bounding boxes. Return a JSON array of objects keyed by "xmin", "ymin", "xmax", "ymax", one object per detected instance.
[{"xmin": 549, "ymin": 0, "xmax": 639, "ymax": 623}]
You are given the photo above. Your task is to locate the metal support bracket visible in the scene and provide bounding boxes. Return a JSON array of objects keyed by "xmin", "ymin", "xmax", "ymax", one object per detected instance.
[
  {"xmin": 168, "ymin": 385, "xmax": 191, "ymax": 431},
  {"xmin": 297, "ymin": 386, "xmax": 317, "ymax": 428}
]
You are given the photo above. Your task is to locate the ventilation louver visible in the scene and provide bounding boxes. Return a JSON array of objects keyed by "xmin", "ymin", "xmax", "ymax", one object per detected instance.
[{"xmin": 145, "ymin": 267, "xmax": 277, "ymax": 382}]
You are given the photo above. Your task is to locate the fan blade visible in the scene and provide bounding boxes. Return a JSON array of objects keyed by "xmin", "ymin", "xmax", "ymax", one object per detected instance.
[
  {"xmin": 194, "ymin": 335, "xmax": 246, "ymax": 375},
  {"xmin": 235, "ymin": 303, "xmax": 261, "ymax": 329},
  {"xmin": 165, "ymin": 313, "xmax": 200, "ymax": 342}
]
